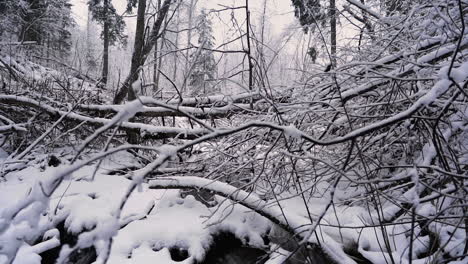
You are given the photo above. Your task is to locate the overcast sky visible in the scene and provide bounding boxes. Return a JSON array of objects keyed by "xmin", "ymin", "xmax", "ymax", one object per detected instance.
[{"xmin": 70, "ymin": 0, "xmax": 297, "ymax": 45}]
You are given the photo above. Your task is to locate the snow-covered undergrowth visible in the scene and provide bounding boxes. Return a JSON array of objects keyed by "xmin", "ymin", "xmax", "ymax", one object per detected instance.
[
  {"xmin": 1, "ymin": 1, "xmax": 468, "ymax": 264},
  {"xmin": 1, "ymin": 59, "xmax": 468, "ymax": 264},
  {"xmin": 0, "ymin": 150, "xmax": 272, "ymax": 264},
  {"xmin": 0, "ymin": 52, "xmax": 106, "ymax": 105}
]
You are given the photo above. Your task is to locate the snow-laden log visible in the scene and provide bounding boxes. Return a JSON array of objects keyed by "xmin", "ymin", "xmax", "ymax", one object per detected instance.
[
  {"xmin": 164, "ymin": 92, "xmax": 260, "ymax": 107},
  {"xmin": 1, "ymin": 53, "xmax": 463, "ymax": 144},
  {"xmin": 76, "ymin": 93, "xmax": 260, "ymax": 119},
  {"xmin": 201, "ymin": 75, "xmax": 459, "ymax": 145},
  {"xmin": 0, "ymin": 123, "xmax": 27, "ymax": 133},
  {"xmin": 148, "ymin": 176, "xmax": 357, "ymax": 264},
  {"xmin": 75, "ymin": 102, "xmax": 253, "ymax": 119},
  {"xmin": 0, "ymin": 95, "xmax": 209, "ymax": 140}
]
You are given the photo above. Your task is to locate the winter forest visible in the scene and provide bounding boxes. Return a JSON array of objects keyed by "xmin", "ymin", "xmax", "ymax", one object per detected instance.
[{"xmin": 0, "ymin": 0, "xmax": 467, "ymax": 263}]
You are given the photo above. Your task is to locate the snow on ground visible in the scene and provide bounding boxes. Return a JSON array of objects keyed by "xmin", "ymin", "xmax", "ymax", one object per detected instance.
[
  {"xmin": 1, "ymin": 146, "xmax": 467, "ymax": 264},
  {"xmin": 0, "ymin": 149, "xmax": 272, "ymax": 264},
  {"xmin": 0, "ymin": 53, "xmax": 102, "ymax": 102}
]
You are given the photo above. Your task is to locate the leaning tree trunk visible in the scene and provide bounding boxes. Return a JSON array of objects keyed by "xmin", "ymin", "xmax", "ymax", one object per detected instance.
[
  {"xmin": 113, "ymin": 0, "xmax": 172, "ymax": 104},
  {"xmin": 127, "ymin": 0, "xmax": 147, "ymax": 101}
]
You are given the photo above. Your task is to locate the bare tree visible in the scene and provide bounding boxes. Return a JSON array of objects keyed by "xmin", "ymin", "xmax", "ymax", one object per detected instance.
[{"xmin": 113, "ymin": 0, "xmax": 173, "ymax": 104}]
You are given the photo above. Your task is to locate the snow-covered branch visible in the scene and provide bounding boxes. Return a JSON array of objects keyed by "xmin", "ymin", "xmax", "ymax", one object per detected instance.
[
  {"xmin": 76, "ymin": 102, "xmax": 254, "ymax": 119},
  {"xmin": 148, "ymin": 176, "xmax": 357, "ymax": 264},
  {"xmin": 0, "ymin": 95, "xmax": 210, "ymax": 140}
]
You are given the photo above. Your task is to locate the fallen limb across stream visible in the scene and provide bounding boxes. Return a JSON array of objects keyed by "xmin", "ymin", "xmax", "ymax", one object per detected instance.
[{"xmin": 148, "ymin": 176, "xmax": 357, "ymax": 264}]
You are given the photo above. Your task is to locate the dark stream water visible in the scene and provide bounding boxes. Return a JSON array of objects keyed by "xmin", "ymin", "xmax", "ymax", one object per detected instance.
[{"xmin": 39, "ymin": 222, "xmax": 360, "ymax": 264}]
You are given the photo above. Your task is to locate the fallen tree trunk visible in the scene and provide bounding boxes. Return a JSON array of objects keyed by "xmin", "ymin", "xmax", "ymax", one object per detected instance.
[
  {"xmin": 164, "ymin": 92, "xmax": 261, "ymax": 107},
  {"xmin": 75, "ymin": 103, "xmax": 254, "ymax": 119},
  {"xmin": 0, "ymin": 95, "xmax": 209, "ymax": 140}
]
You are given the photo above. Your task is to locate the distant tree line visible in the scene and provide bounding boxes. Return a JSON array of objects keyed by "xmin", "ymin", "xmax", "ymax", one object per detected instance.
[{"xmin": 0, "ymin": 0, "xmax": 74, "ymax": 53}]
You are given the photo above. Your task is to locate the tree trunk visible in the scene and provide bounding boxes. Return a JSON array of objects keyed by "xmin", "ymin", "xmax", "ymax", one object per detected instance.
[
  {"xmin": 86, "ymin": 5, "xmax": 97, "ymax": 73},
  {"xmin": 172, "ymin": 9, "xmax": 179, "ymax": 82},
  {"xmin": 156, "ymin": 28, "xmax": 166, "ymax": 98},
  {"xmin": 183, "ymin": 0, "xmax": 196, "ymax": 94},
  {"xmin": 153, "ymin": 33, "xmax": 159, "ymax": 94},
  {"xmin": 245, "ymin": 0, "xmax": 253, "ymax": 91},
  {"xmin": 101, "ymin": 0, "xmax": 109, "ymax": 85},
  {"xmin": 113, "ymin": 0, "xmax": 172, "ymax": 104},
  {"xmin": 330, "ymin": 0, "xmax": 337, "ymax": 68},
  {"xmin": 153, "ymin": 0, "xmax": 161, "ymax": 96},
  {"xmin": 127, "ymin": 0, "xmax": 147, "ymax": 101}
]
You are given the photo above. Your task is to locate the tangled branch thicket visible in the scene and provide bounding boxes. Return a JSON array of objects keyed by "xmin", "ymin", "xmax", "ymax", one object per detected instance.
[{"xmin": 0, "ymin": 0, "xmax": 467, "ymax": 264}]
